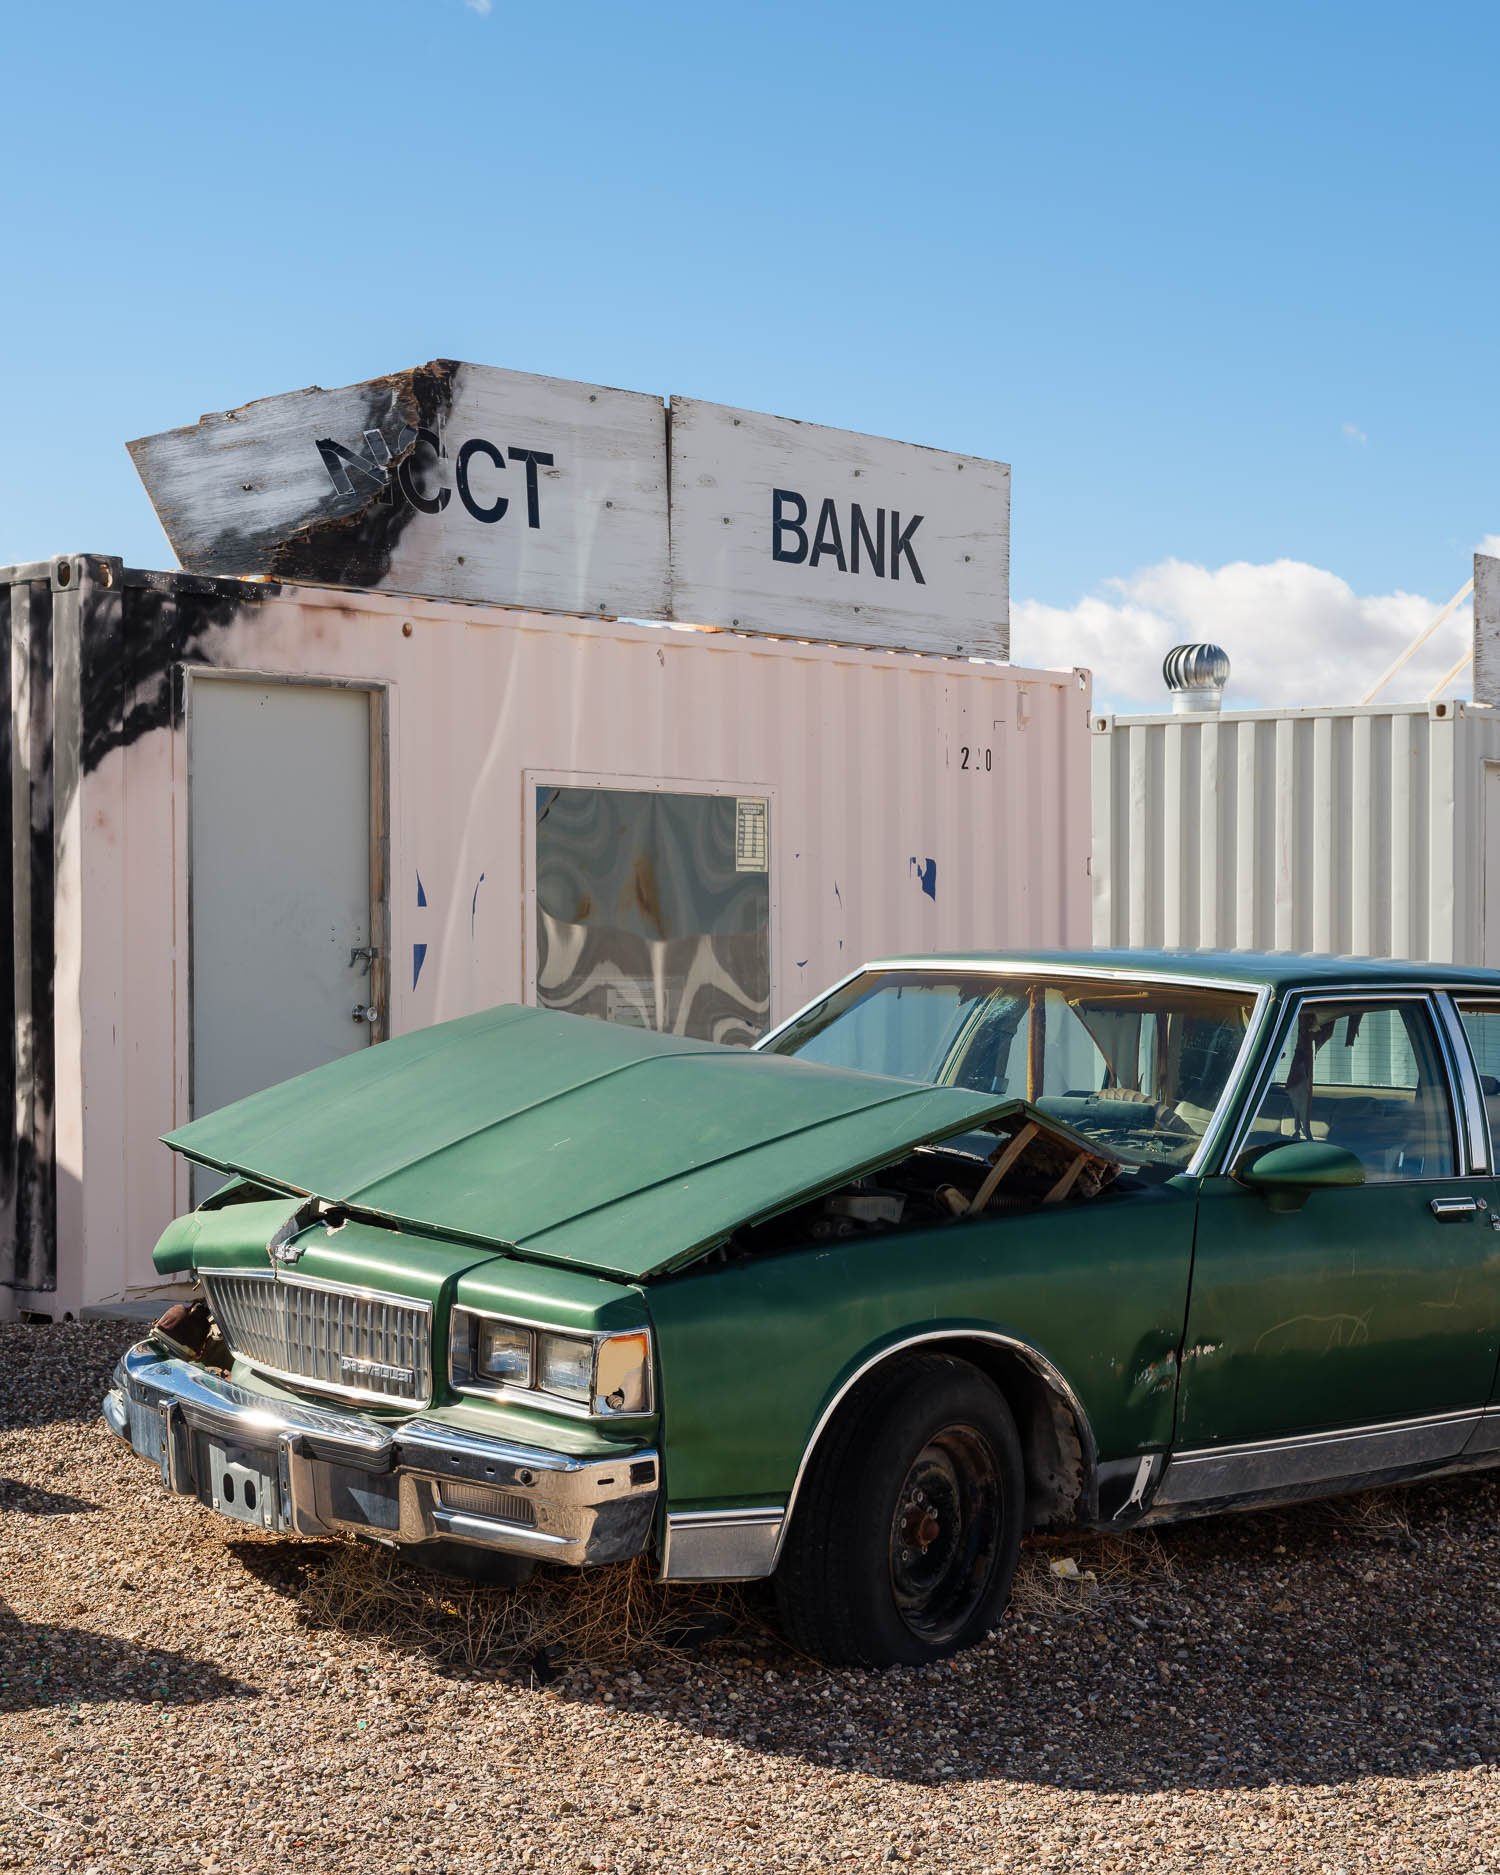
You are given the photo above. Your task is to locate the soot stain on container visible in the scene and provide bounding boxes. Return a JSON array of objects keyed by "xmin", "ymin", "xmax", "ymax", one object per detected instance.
[{"xmin": 77, "ymin": 574, "xmax": 265, "ymax": 783}]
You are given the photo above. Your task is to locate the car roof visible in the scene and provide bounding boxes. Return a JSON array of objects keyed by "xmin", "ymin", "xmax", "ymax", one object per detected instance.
[{"xmin": 860, "ymin": 947, "xmax": 1500, "ymax": 996}]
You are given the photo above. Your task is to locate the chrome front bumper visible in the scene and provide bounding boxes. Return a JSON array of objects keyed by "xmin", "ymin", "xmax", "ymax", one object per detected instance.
[{"xmin": 103, "ymin": 1341, "xmax": 659, "ymax": 1567}]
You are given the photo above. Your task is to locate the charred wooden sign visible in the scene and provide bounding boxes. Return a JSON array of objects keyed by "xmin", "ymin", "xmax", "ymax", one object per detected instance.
[
  {"xmin": 130, "ymin": 363, "xmax": 1010, "ymax": 657},
  {"xmin": 668, "ymin": 399, "xmax": 1010, "ymax": 658},
  {"xmin": 129, "ymin": 362, "xmax": 671, "ymax": 618}
]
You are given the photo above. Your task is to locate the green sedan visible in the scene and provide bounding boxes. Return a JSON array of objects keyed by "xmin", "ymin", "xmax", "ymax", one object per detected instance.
[{"xmin": 103, "ymin": 951, "xmax": 1500, "ymax": 1666}]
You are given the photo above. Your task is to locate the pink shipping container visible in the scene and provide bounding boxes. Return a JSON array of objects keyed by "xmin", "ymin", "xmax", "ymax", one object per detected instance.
[{"xmin": 0, "ymin": 554, "xmax": 1091, "ymax": 1316}]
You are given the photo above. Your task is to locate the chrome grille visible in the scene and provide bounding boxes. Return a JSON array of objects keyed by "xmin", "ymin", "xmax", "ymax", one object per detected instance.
[{"xmin": 203, "ymin": 1273, "xmax": 433, "ymax": 1406}]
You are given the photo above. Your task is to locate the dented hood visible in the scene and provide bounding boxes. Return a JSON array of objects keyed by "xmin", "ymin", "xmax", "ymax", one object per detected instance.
[{"xmin": 164, "ymin": 1006, "xmax": 1016, "ymax": 1280}]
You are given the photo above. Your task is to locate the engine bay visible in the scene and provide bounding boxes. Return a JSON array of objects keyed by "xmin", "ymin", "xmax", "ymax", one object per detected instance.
[{"xmin": 720, "ymin": 1106, "xmax": 1126, "ymax": 1262}]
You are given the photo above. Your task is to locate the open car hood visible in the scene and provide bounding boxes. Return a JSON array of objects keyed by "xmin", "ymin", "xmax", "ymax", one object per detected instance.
[{"xmin": 164, "ymin": 1006, "xmax": 1026, "ymax": 1281}]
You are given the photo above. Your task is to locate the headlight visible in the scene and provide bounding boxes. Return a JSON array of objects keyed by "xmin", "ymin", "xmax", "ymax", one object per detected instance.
[
  {"xmin": 537, "ymin": 1332, "xmax": 593, "ymax": 1402},
  {"xmin": 449, "ymin": 1309, "xmax": 653, "ymax": 1417},
  {"xmin": 477, "ymin": 1321, "xmax": 533, "ymax": 1387}
]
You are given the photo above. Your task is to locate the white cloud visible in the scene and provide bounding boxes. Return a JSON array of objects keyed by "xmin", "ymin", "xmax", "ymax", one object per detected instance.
[
  {"xmin": 464, "ymin": 0, "xmax": 492, "ymax": 13},
  {"xmin": 1013, "ymin": 557, "xmax": 1472, "ymax": 714},
  {"xmin": 1342, "ymin": 421, "xmax": 1368, "ymax": 445}
]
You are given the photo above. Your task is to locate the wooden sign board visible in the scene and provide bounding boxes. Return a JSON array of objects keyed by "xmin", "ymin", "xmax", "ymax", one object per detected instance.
[
  {"xmin": 128, "ymin": 361, "xmax": 671, "ymax": 618},
  {"xmin": 129, "ymin": 364, "xmax": 1011, "ymax": 657},
  {"xmin": 1476, "ymin": 554, "xmax": 1500, "ymax": 707},
  {"xmin": 667, "ymin": 398, "xmax": 1010, "ymax": 658}
]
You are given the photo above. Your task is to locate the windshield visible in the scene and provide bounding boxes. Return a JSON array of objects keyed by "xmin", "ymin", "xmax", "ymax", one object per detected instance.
[{"xmin": 760, "ymin": 970, "xmax": 1257, "ymax": 1169}]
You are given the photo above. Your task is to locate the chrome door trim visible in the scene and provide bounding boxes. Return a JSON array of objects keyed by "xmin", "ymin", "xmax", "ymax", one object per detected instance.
[
  {"xmin": 1435, "ymin": 990, "xmax": 1493, "ymax": 1172},
  {"xmin": 771, "ymin": 1327, "xmax": 1098, "ymax": 1572},
  {"xmin": 1151, "ymin": 1406, "xmax": 1481, "ymax": 1510},
  {"xmin": 849, "ymin": 958, "xmax": 1269, "ymax": 999},
  {"xmin": 1192, "ymin": 986, "xmax": 1274, "ymax": 1176},
  {"xmin": 1215, "ymin": 985, "xmax": 1483, "ymax": 1178}
]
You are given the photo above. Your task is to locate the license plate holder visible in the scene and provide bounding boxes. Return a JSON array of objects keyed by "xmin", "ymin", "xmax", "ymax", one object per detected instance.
[{"xmin": 199, "ymin": 1437, "xmax": 282, "ymax": 1531}]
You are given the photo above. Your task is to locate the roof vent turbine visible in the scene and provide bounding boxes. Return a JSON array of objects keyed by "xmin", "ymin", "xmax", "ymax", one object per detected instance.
[{"xmin": 1163, "ymin": 643, "xmax": 1230, "ymax": 715}]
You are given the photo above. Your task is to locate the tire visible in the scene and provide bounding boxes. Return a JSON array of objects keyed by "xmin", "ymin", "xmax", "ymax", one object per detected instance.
[{"xmin": 773, "ymin": 1353, "xmax": 1025, "ymax": 1667}]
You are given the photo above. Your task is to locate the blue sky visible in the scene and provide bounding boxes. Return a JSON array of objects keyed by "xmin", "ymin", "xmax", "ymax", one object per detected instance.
[{"xmin": 2, "ymin": 0, "xmax": 1495, "ymax": 707}]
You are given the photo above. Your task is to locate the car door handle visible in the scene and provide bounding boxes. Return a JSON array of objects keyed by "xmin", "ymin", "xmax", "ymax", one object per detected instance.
[{"xmin": 1429, "ymin": 1196, "xmax": 1482, "ymax": 1221}]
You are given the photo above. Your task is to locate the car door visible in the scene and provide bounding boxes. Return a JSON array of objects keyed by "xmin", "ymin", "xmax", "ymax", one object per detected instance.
[
  {"xmin": 1449, "ymin": 994, "xmax": 1500, "ymax": 1454},
  {"xmin": 1164, "ymin": 990, "xmax": 1500, "ymax": 1504}
]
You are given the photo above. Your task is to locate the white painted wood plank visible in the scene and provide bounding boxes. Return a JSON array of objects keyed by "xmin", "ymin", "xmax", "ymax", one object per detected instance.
[
  {"xmin": 668, "ymin": 397, "xmax": 1009, "ymax": 658},
  {"xmin": 128, "ymin": 361, "xmax": 671, "ymax": 618}
]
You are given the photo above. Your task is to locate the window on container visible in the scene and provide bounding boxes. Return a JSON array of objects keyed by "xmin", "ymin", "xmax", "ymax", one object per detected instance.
[
  {"xmin": 1245, "ymin": 1000, "xmax": 1454, "ymax": 1181},
  {"xmin": 534, "ymin": 785, "xmax": 770, "ymax": 1046}
]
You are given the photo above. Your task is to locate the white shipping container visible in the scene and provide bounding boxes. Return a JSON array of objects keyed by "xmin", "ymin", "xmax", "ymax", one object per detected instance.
[
  {"xmin": 1091, "ymin": 698, "xmax": 1500, "ymax": 963},
  {"xmin": 2, "ymin": 555, "xmax": 1091, "ymax": 1317}
]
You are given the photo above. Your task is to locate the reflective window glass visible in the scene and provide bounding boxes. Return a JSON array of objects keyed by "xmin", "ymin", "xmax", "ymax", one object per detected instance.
[
  {"xmin": 1246, "ymin": 1000, "xmax": 1455, "ymax": 1181},
  {"xmin": 535, "ymin": 785, "xmax": 770, "ymax": 1045},
  {"xmin": 764, "ymin": 971, "xmax": 1255, "ymax": 1169},
  {"xmin": 1456, "ymin": 1001, "xmax": 1500, "ymax": 1156}
]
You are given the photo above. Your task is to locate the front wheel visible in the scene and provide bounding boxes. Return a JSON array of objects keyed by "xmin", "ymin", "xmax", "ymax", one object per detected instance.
[{"xmin": 773, "ymin": 1354, "xmax": 1025, "ymax": 1667}]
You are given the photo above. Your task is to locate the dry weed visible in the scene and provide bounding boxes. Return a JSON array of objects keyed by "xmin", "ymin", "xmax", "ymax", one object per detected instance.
[
  {"xmin": 1312, "ymin": 1487, "xmax": 1416, "ymax": 1544},
  {"xmin": 1011, "ymin": 1525, "xmax": 1181, "ymax": 1616},
  {"xmin": 295, "ymin": 1537, "xmax": 761, "ymax": 1674}
]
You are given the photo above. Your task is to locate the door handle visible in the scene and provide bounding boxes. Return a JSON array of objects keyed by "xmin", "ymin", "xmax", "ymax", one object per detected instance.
[{"xmin": 1429, "ymin": 1195, "xmax": 1482, "ymax": 1221}]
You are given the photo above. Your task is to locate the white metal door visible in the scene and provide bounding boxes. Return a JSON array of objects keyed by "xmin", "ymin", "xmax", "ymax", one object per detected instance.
[{"xmin": 190, "ymin": 680, "xmax": 376, "ymax": 1154}]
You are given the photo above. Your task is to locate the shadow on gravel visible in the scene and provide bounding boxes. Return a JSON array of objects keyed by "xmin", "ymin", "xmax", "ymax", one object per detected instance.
[
  {"xmin": 239, "ymin": 1472, "xmax": 1500, "ymax": 1795},
  {"xmin": 626, "ymin": 1473, "xmax": 1497, "ymax": 1797},
  {"xmin": 0, "ymin": 1602, "xmax": 255, "ymax": 1713},
  {"xmin": 0, "ymin": 1477, "xmax": 99, "ymax": 1516}
]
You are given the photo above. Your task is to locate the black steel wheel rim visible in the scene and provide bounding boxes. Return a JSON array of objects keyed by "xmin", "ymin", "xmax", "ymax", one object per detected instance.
[{"xmin": 887, "ymin": 1424, "xmax": 1001, "ymax": 1644}]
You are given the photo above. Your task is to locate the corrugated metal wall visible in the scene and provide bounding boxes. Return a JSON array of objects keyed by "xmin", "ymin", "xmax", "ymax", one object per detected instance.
[{"xmin": 1091, "ymin": 700, "xmax": 1500, "ymax": 963}]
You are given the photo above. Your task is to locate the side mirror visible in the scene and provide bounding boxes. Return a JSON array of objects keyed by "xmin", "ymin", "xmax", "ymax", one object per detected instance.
[{"xmin": 1236, "ymin": 1140, "xmax": 1366, "ymax": 1212}]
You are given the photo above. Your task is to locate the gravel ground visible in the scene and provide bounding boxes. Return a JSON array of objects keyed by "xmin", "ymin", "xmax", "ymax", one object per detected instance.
[{"xmin": 2, "ymin": 1319, "xmax": 1497, "ymax": 1874}]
